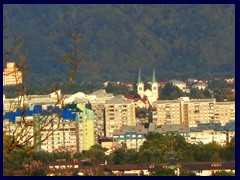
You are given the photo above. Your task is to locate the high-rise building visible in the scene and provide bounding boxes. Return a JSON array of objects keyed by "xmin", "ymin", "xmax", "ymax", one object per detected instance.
[
  {"xmin": 104, "ymin": 95, "xmax": 136, "ymax": 137},
  {"xmin": 3, "ymin": 62, "xmax": 23, "ymax": 86}
]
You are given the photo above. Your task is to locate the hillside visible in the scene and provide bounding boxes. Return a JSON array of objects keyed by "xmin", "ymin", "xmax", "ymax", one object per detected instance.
[{"xmin": 3, "ymin": 4, "xmax": 235, "ymax": 86}]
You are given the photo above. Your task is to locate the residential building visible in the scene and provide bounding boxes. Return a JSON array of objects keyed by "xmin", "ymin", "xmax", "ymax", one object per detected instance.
[
  {"xmin": 214, "ymin": 102, "xmax": 235, "ymax": 125},
  {"xmin": 3, "ymin": 90, "xmax": 61, "ymax": 111},
  {"xmin": 179, "ymin": 162, "xmax": 235, "ymax": 176},
  {"xmin": 192, "ymin": 82, "xmax": 207, "ymax": 90},
  {"xmin": 3, "ymin": 103, "xmax": 95, "ymax": 152},
  {"xmin": 224, "ymin": 78, "xmax": 235, "ymax": 84},
  {"xmin": 152, "ymin": 97, "xmax": 235, "ymax": 127},
  {"xmin": 124, "ymin": 95, "xmax": 150, "ymax": 109},
  {"xmin": 105, "ymin": 95, "xmax": 136, "ymax": 138},
  {"xmin": 3, "ymin": 62, "xmax": 23, "ymax": 86},
  {"xmin": 90, "ymin": 89, "xmax": 114, "ymax": 142},
  {"xmin": 152, "ymin": 99, "xmax": 182, "ymax": 125},
  {"xmin": 110, "ymin": 122, "xmax": 234, "ymax": 149},
  {"xmin": 64, "ymin": 89, "xmax": 114, "ymax": 143},
  {"xmin": 169, "ymin": 80, "xmax": 187, "ymax": 92},
  {"xmin": 76, "ymin": 102, "xmax": 95, "ymax": 151},
  {"xmin": 113, "ymin": 125, "xmax": 148, "ymax": 150},
  {"xmin": 186, "ymin": 122, "xmax": 235, "ymax": 146},
  {"xmin": 13, "ymin": 160, "xmax": 235, "ymax": 176}
]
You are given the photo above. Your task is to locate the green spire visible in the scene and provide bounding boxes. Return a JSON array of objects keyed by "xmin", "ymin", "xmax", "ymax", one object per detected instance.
[
  {"xmin": 152, "ymin": 69, "xmax": 157, "ymax": 83},
  {"xmin": 137, "ymin": 67, "xmax": 143, "ymax": 84}
]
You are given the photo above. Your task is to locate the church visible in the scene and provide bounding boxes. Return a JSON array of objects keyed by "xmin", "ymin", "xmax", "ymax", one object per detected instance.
[{"xmin": 137, "ymin": 69, "xmax": 159, "ymax": 104}]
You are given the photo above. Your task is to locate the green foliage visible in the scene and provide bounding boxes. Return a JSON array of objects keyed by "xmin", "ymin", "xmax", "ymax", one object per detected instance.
[
  {"xmin": 192, "ymin": 142, "xmax": 225, "ymax": 162},
  {"xmin": 202, "ymin": 89, "xmax": 212, "ymax": 98},
  {"xmin": 179, "ymin": 169, "xmax": 197, "ymax": 176},
  {"xmin": 190, "ymin": 88, "xmax": 204, "ymax": 99},
  {"xmin": 160, "ymin": 82, "xmax": 183, "ymax": 100},
  {"xmin": 82, "ymin": 144, "xmax": 107, "ymax": 160},
  {"xmin": 3, "ymin": 135, "xmax": 235, "ymax": 175},
  {"xmin": 112, "ymin": 148, "xmax": 126, "ymax": 164},
  {"xmin": 212, "ymin": 170, "xmax": 235, "ymax": 176},
  {"xmin": 151, "ymin": 168, "xmax": 176, "ymax": 176},
  {"xmin": 3, "ymin": 5, "xmax": 235, "ymax": 85},
  {"xmin": 25, "ymin": 168, "xmax": 47, "ymax": 176},
  {"xmin": 105, "ymin": 82, "xmax": 132, "ymax": 95},
  {"xmin": 224, "ymin": 136, "xmax": 235, "ymax": 161},
  {"xmin": 208, "ymin": 79, "xmax": 234, "ymax": 89}
]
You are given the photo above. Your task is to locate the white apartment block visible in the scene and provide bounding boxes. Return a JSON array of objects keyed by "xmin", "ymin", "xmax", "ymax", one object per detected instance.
[{"xmin": 186, "ymin": 129, "xmax": 235, "ymax": 146}]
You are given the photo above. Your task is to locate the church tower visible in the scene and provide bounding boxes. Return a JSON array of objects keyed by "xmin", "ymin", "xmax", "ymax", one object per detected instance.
[
  {"xmin": 137, "ymin": 68, "xmax": 144, "ymax": 98},
  {"xmin": 151, "ymin": 69, "xmax": 158, "ymax": 101}
]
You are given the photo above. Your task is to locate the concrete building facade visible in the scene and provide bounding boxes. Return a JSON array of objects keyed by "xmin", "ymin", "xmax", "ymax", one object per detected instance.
[
  {"xmin": 3, "ymin": 62, "xmax": 23, "ymax": 86},
  {"xmin": 3, "ymin": 103, "xmax": 95, "ymax": 152},
  {"xmin": 152, "ymin": 97, "xmax": 235, "ymax": 127},
  {"xmin": 104, "ymin": 95, "xmax": 136, "ymax": 138}
]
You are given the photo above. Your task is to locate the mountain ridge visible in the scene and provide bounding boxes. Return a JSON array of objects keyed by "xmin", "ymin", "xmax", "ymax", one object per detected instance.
[{"xmin": 3, "ymin": 4, "xmax": 235, "ymax": 85}]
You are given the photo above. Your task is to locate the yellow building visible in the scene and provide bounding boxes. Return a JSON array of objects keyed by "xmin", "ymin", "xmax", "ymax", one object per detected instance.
[
  {"xmin": 3, "ymin": 62, "xmax": 23, "ymax": 86},
  {"xmin": 77, "ymin": 102, "xmax": 95, "ymax": 151}
]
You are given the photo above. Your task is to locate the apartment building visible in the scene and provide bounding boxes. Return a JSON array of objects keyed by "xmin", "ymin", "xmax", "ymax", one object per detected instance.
[
  {"xmin": 64, "ymin": 89, "xmax": 114, "ymax": 143},
  {"xmin": 90, "ymin": 89, "xmax": 114, "ymax": 143},
  {"xmin": 214, "ymin": 102, "xmax": 235, "ymax": 125},
  {"xmin": 113, "ymin": 125, "xmax": 147, "ymax": 150},
  {"xmin": 91, "ymin": 103, "xmax": 105, "ymax": 143},
  {"xmin": 152, "ymin": 99, "xmax": 181, "ymax": 125},
  {"xmin": 109, "ymin": 123, "xmax": 234, "ymax": 150},
  {"xmin": 3, "ymin": 103, "xmax": 95, "ymax": 152},
  {"xmin": 3, "ymin": 62, "xmax": 23, "ymax": 86},
  {"xmin": 105, "ymin": 95, "xmax": 136, "ymax": 137},
  {"xmin": 3, "ymin": 90, "xmax": 61, "ymax": 112},
  {"xmin": 152, "ymin": 97, "xmax": 234, "ymax": 127},
  {"xmin": 186, "ymin": 122, "xmax": 235, "ymax": 146}
]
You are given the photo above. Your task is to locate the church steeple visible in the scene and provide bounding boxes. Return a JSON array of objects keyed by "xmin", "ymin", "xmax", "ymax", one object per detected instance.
[
  {"xmin": 137, "ymin": 67, "xmax": 143, "ymax": 85},
  {"xmin": 152, "ymin": 69, "xmax": 157, "ymax": 83},
  {"xmin": 137, "ymin": 67, "xmax": 144, "ymax": 98},
  {"xmin": 151, "ymin": 68, "xmax": 158, "ymax": 102}
]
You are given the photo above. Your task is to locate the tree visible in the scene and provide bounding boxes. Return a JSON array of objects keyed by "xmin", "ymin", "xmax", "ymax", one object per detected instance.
[
  {"xmin": 151, "ymin": 168, "xmax": 176, "ymax": 176},
  {"xmin": 179, "ymin": 168, "xmax": 197, "ymax": 176},
  {"xmin": 189, "ymin": 88, "xmax": 204, "ymax": 99},
  {"xmin": 3, "ymin": 31, "xmax": 82, "ymax": 169},
  {"xmin": 203, "ymin": 88, "xmax": 212, "ymax": 98},
  {"xmin": 212, "ymin": 170, "xmax": 235, "ymax": 176},
  {"xmin": 224, "ymin": 136, "xmax": 235, "ymax": 161},
  {"xmin": 160, "ymin": 82, "xmax": 183, "ymax": 100},
  {"xmin": 82, "ymin": 144, "xmax": 107, "ymax": 160},
  {"xmin": 25, "ymin": 168, "xmax": 47, "ymax": 176},
  {"xmin": 112, "ymin": 148, "xmax": 126, "ymax": 164}
]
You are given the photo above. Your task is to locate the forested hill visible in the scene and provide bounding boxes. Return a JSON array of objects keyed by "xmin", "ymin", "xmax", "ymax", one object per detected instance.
[{"xmin": 3, "ymin": 4, "xmax": 235, "ymax": 85}]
